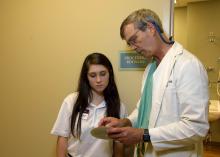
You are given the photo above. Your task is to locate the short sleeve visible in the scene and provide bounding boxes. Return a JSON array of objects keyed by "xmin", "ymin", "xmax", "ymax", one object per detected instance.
[{"xmin": 50, "ymin": 93, "xmax": 78, "ymax": 137}]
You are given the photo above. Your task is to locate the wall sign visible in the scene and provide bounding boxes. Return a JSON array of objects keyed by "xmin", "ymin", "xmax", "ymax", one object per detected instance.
[{"xmin": 119, "ymin": 51, "xmax": 148, "ymax": 70}]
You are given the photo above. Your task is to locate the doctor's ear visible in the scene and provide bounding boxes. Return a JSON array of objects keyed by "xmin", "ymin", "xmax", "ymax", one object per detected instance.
[
  {"xmin": 146, "ymin": 22, "xmax": 156, "ymax": 33},
  {"xmin": 139, "ymin": 21, "xmax": 156, "ymax": 33}
]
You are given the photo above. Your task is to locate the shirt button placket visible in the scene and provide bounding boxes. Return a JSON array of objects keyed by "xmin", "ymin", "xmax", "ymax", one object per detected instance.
[{"xmin": 92, "ymin": 107, "xmax": 97, "ymax": 127}]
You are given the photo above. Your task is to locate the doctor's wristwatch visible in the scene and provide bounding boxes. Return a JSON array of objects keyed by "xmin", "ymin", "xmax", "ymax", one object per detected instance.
[{"xmin": 143, "ymin": 129, "xmax": 151, "ymax": 142}]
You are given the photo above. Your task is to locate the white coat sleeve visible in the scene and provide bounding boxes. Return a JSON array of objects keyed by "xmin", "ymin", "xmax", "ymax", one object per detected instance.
[
  {"xmin": 150, "ymin": 56, "xmax": 209, "ymax": 151},
  {"xmin": 127, "ymin": 99, "xmax": 140, "ymax": 127},
  {"xmin": 120, "ymin": 102, "xmax": 128, "ymax": 118},
  {"xmin": 127, "ymin": 65, "xmax": 151, "ymax": 127}
]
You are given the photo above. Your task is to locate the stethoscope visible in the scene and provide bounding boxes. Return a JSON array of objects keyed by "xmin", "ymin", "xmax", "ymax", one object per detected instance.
[
  {"xmin": 150, "ymin": 20, "xmax": 174, "ymax": 45},
  {"xmin": 140, "ymin": 17, "xmax": 174, "ymax": 45}
]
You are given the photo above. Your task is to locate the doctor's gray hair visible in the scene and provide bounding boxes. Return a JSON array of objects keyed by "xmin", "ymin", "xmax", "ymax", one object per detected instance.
[{"xmin": 120, "ymin": 8, "xmax": 164, "ymax": 39}]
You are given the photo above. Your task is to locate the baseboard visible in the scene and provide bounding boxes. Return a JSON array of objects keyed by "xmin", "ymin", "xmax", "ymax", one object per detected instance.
[
  {"xmin": 204, "ymin": 141, "xmax": 220, "ymax": 146},
  {"xmin": 209, "ymin": 141, "xmax": 220, "ymax": 146}
]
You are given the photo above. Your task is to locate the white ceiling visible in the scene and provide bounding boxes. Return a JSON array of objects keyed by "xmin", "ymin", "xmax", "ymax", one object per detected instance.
[{"xmin": 175, "ymin": 0, "xmax": 209, "ymax": 7}]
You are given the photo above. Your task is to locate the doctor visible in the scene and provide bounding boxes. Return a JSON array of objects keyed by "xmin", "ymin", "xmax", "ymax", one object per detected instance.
[{"xmin": 99, "ymin": 9, "xmax": 209, "ymax": 157}]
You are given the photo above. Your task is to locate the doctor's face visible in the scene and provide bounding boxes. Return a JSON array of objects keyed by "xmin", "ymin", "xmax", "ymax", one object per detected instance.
[
  {"xmin": 87, "ymin": 64, "xmax": 109, "ymax": 95},
  {"xmin": 123, "ymin": 23, "xmax": 156, "ymax": 59}
]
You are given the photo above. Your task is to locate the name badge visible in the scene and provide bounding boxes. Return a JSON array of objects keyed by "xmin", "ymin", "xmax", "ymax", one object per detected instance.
[{"xmin": 82, "ymin": 109, "xmax": 89, "ymax": 120}]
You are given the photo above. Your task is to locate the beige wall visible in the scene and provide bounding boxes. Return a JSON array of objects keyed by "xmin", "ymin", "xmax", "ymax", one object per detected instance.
[
  {"xmin": 174, "ymin": 0, "xmax": 220, "ymax": 142},
  {"xmin": 0, "ymin": 0, "xmax": 171, "ymax": 156},
  {"xmin": 174, "ymin": 7, "xmax": 187, "ymax": 48}
]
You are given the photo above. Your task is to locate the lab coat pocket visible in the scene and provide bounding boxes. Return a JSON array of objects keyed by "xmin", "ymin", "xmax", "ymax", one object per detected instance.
[{"xmin": 160, "ymin": 80, "xmax": 179, "ymax": 122}]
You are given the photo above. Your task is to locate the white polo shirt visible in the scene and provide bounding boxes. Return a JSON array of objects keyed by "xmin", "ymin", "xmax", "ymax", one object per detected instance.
[{"xmin": 51, "ymin": 92, "xmax": 127, "ymax": 157}]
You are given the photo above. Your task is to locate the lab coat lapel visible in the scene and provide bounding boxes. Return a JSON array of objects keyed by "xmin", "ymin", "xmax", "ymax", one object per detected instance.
[{"xmin": 149, "ymin": 43, "xmax": 183, "ymax": 128}]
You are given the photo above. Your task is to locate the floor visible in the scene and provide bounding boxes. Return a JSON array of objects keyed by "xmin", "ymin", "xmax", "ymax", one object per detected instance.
[
  {"xmin": 125, "ymin": 144, "xmax": 220, "ymax": 157},
  {"xmin": 204, "ymin": 144, "xmax": 220, "ymax": 157}
]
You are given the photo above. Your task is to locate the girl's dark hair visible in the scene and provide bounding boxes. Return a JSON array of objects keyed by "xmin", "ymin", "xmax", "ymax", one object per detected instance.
[{"xmin": 70, "ymin": 52, "xmax": 121, "ymax": 137}]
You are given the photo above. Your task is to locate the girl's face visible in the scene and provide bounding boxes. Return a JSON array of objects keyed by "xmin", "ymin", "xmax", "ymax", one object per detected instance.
[{"xmin": 87, "ymin": 64, "xmax": 110, "ymax": 95}]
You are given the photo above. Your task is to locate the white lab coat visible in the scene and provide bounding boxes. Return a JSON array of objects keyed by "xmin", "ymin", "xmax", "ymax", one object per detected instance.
[{"xmin": 128, "ymin": 42, "xmax": 209, "ymax": 157}]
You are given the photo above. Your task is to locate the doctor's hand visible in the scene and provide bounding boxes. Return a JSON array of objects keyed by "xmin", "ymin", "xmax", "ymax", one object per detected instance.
[
  {"xmin": 107, "ymin": 127, "xmax": 144, "ymax": 145},
  {"xmin": 98, "ymin": 117, "xmax": 132, "ymax": 127}
]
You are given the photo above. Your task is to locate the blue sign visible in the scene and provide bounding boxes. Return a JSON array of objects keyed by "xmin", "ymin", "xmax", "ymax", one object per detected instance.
[{"xmin": 119, "ymin": 51, "xmax": 148, "ymax": 70}]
